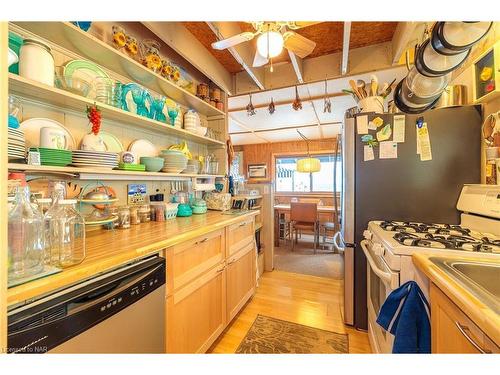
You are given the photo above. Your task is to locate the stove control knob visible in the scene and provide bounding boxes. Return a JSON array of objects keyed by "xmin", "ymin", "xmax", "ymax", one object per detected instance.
[
  {"xmin": 363, "ymin": 230, "xmax": 373, "ymax": 240},
  {"xmin": 373, "ymin": 243, "xmax": 385, "ymax": 256}
]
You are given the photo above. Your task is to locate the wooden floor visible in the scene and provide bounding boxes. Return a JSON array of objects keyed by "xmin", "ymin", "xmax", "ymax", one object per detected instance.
[{"xmin": 209, "ymin": 270, "xmax": 371, "ymax": 353}]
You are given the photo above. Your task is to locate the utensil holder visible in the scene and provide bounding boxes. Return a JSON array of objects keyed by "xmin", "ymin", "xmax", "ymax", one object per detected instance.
[{"xmin": 358, "ymin": 96, "xmax": 384, "ymax": 113}]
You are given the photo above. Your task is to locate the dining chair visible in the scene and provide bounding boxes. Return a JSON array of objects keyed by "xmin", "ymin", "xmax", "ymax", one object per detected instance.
[{"xmin": 289, "ymin": 202, "xmax": 319, "ymax": 254}]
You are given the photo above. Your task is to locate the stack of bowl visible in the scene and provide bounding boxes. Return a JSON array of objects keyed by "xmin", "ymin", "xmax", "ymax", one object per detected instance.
[
  {"xmin": 8, "ymin": 128, "xmax": 26, "ymax": 161},
  {"xmin": 160, "ymin": 150, "xmax": 188, "ymax": 173},
  {"xmin": 29, "ymin": 147, "xmax": 72, "ymax": 166}
]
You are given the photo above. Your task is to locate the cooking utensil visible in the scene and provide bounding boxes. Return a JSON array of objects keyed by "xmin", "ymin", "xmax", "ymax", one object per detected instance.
[
  {"xmin": 370, "ymin": 75, "xmax": 378, "ymax": 96},
  {"xmin": 381, "ymin": 78, "xmax": 397, "ymax": 98},
  {"xmin": 356, "ymin": 80, "xmax": 367, "ymax": 98},
  {"xmin": 349, "ymin": 80, "xmax": 362, "ymax": 100}
]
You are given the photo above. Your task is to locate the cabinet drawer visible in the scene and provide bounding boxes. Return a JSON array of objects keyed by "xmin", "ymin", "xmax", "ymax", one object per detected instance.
[
  {"xmin": 227, "ymin": 217, "xmax": 255, "ymax": 257},
  {"xmin": 430, "ymin": 284, "xmax": 497, "ymax": 353},
  {"xmin": 167, "ymin": 229, "xmax": 224, "ymax": 292},
  {"xmin": 166, "ymin": 264, "xmax": 226, "ymax": 353}
]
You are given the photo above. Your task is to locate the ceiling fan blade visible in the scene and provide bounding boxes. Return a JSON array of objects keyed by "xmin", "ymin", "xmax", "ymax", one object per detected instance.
[
  {"xmin": 283, "ymin": 31, "xmax": 317, "ymax": 58},
  {"xmin": 211, "ymin": 32, "xmax": 255, "ymax": 50},
  {"xmin": 252, "ymin": 50, "xmax": 269, "ymax": 67},
  {"xmin": 287, "ymin": 21, "xmax": 322, "ymax": 29}
]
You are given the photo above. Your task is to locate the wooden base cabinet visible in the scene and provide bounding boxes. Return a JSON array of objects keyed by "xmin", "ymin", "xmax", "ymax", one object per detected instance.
[
  {"xmin": 430, "ymin": 283, "xmax": 499, "ymax": 353},
  {"xmin": 166, "ymin": 264, "xmax": 226, "ymax": 353},
  {"xmin": 226, "ymin": 242, "xmax": 256, "ymax": 322}
]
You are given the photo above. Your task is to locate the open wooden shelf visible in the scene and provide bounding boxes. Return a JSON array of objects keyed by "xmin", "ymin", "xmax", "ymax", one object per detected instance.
[
  {"xmin": 9, "ymin": 74, "xmax": 225, "ymax": 147},
  {"xmin": 8, "ymin": 163, "xmax": 225, "ymax": 181},
  {"xmin": 12, "ymin": 22, "xmax": 225, "ymax": 119}
]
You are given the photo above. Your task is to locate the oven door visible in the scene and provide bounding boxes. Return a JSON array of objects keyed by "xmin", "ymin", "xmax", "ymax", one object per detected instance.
[{"xmin": 360, "ymin": 239, "xmax": 400, "ymax": 353}]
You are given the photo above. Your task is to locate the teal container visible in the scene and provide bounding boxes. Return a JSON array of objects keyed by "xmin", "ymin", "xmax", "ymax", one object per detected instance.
[{"xmin": 8, "ymin": 32, "xmax": 23, "ymax": 74}]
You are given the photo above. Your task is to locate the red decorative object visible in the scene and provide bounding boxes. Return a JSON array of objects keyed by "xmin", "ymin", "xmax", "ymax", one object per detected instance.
[{"xmin": 86, "ymin": 104, "xmax": 102, "ymax": 135}]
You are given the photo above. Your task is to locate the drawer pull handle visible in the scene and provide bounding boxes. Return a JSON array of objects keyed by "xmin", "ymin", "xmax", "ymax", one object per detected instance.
[
  {"xmin": 216, "ymin": 266, "xmax": 225, "ymax": 273},
  {"xmin": 455, "ymin": 322, "xmax": 492, "ymax": 354},
  {"xmin": 196, "ymin": 238, "xmax": 209, "ymax": 245},
  {"xmin": 239, "ymin": 222, "xmax": 247, "ymax": 227},
  {"xmin": 227, "ymin": 259, "xmax": 236, "ymax": 265}
]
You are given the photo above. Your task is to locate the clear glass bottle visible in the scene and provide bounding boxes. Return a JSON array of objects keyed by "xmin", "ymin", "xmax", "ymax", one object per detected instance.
[
  {"xmin": 43, "ymin": 187, "xmax": 64, "ymax": 265},
  {"xmin": 48, "ymin": 199, "xmax": 86, "ymax": 268},
  {"xmin": 8, "ymin": 184, "xmax": 45, "ymax": 280}
]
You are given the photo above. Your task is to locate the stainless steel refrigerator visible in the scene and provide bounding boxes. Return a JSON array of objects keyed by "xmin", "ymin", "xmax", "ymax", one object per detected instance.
[{"xmin": 338, "ymin": 105, "xmax": 482, "ymax": 329}]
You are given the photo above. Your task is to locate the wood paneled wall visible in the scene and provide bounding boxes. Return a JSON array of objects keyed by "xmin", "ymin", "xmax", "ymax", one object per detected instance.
[{"xmin": 234, "ymin": 138, "xmax": 337, "ymax": 183}]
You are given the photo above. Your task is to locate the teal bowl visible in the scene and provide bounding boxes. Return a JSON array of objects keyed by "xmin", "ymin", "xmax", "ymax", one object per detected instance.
[{"xmin": 140, "ymin": 157, "xmax": 164, "ymax": 172}]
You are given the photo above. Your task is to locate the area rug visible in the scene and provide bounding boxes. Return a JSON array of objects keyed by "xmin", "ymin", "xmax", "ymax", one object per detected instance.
[{"xmin": 235, "ymin": 315, "xmax": 349, "ymax": 354}]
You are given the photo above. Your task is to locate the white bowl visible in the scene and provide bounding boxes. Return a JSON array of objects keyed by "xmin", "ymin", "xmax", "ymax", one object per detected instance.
[{"xmin": 8, "ymin": 48, "xmax": 18, "ymax": 68}]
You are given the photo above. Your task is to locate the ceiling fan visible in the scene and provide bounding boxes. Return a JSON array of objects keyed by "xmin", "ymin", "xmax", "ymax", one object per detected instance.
[{"xmin": 211, "ymin": 22, "xmax": 320, "ymax": 68}]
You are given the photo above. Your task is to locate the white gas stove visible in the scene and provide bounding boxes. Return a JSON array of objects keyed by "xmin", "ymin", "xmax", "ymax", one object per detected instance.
[{"xmin": 362, "ymin": 185, "xmax": 500, "ymax": 353}]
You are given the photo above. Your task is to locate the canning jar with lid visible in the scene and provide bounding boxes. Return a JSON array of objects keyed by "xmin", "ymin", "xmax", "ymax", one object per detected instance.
[
  {"xmin": 138, "ymin": 204, "xmax": 151, "ymax": 223},
  {"xmin": 19, "ymin": 38, "xmax": 55, "ymax": 86}
]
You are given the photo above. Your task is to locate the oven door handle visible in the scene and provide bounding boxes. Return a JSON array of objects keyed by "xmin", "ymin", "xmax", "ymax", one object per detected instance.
[{"xmin": 361, "ymin": 240, "xmax": 399, "ymax": 289}]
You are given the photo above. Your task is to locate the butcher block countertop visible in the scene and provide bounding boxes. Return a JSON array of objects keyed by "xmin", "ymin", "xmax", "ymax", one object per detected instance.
[
  {"xmin": 413, "ymin": 252, "xmax": 500, "ymax": 346},
  {"xmin": 7, "ymin": 210, "xmax": 258, "ymax": 307}
]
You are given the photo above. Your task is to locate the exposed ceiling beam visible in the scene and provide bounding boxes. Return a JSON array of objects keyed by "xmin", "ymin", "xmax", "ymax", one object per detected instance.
[
  {"xmin": 391, "ymin": 22, "xmax": 426, "ymax": 64},
  {"xmin": 229, "ymin": 121, "xmax": 341, "ymax": 135},
  {"xmin": 206, "ymin": 22, "xmax": 265, "ymax": 91},
  {"xmin": 341, "ymin": 21, "xmax": 351, "ymax": 75},
  {"xmin": 229, "ymin": 92, "xmax": 348, "ymax": 112},
  {"xmin": 288, "ymin": 50, "xmax": 304, "ymax": 84}
]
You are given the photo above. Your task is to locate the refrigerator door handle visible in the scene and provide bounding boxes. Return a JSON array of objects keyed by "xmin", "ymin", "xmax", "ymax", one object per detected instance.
[{"xmin": 333, "ymin": 231, "xmax": 345, "ymax": 253}]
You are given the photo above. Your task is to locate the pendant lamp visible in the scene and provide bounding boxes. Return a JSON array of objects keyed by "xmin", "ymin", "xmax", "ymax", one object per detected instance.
[{"xmin": 296, "ymin": 130, "xmax": 321, "ymax": 173}]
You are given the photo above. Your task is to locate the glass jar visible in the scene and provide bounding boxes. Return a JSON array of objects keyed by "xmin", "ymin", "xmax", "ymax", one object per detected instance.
[
  {"xmin": 138, "ymin": 204, "xmax": 151, "ymax": 223},
  {"xmin": 36, "ymin": 198, "xmax": 52, "ymax": 215},
  {"xmin": 105, "ymin": 206, "xmax": 119, "ymax": 230},
  {"xmin": 19, "ymin": 38, "xmax": 54, "ymax": 86},
  {"xmin": 48, "ymin": 199, "xmax": 86, "ymax": 268},
  {"xmin": 117, "ymin": 206, "xmax": 131, "ymax": 229},
  {"xmin": 130, "ymin": 205, "xmax": 140, "ymax": 225},
  {"xmin": 8, "ymin": 185, "xmax": 45, "ymax": 280}
]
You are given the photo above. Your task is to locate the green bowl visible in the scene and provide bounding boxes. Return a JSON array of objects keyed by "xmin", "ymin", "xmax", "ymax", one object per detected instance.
[{"xmin": 140, "ymin": 157, "xmax": 164, "ymax": 172}]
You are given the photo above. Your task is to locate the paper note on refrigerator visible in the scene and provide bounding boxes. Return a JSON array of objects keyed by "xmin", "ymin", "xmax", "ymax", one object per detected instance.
[
  {"xmin": 368, "ymin": 121, "xmax": 377, "ymax": 130},
  {"xmin": 417, "ymin": 122, "xmax": 432, "ymax": 161},
  {"xmin": 379, "ymin": 141, "xmax": 398, "ymax": 159},
  {"xmin": 376, "ymin": 124, "xmax": 392, "ymax": 141},
  {"xmin": 357, "ymin": 115, "xmax": 368, "ymax": 134},
  {"xmin": 416, "ymin": 123, "xmax": 421, "ymax": 154},
  {"xmin": 364, "ymin": 145, "xmax": 375, "ymax": 161},
  {"xmin": 393, "ymin": 115, "xmax": 406, "ymax": 143}
]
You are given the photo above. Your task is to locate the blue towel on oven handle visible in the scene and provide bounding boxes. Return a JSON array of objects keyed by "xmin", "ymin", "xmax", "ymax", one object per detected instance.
[{"xmin": 376, "ymin": 281, "xmax": 431, "ymax": 354}]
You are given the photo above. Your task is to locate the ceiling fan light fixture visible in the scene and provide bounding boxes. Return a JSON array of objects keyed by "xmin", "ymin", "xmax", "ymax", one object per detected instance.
[{"xmin": 256, "ymin": 31, "xmax": 284, "ymax": 58}]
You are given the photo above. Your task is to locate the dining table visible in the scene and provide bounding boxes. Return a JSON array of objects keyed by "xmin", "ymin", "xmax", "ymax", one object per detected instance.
[{"xmin": 273, "ymin": 204, "xmax": 338, "ymax": 246}]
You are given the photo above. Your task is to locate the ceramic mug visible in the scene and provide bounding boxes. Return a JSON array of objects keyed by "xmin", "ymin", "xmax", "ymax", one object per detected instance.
[{"xmin": 40, "ymin": 127, "xmax": 67, "ymax": 149}]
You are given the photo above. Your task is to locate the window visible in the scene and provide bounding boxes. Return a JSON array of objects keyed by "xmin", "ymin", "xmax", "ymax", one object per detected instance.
[{"xmin": 275, "ymin": 154, "xmax": 341, "ymax": 193}]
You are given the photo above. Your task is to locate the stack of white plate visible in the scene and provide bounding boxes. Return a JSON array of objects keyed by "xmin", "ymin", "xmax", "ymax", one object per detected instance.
[
  {"xmin": 72, "ymin": 150, "xmax": 118, "ymax": 170},
  {"xmin": 160, "ymin": 150, "xmax": 188, "ymax": 173},
  {"xmin": 8, "ymin": 128, "xmax": 26, "ymax": 160}
]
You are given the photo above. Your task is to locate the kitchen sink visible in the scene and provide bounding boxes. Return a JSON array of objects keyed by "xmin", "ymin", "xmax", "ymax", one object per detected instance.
[{"xmin": 429, "ymin": 257, "xmax": 500, "ymax": 314}]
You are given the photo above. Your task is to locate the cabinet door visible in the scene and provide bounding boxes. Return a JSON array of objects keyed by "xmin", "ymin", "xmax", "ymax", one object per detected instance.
[
  {"xmin": 226, "ymin": 242, "xmax": 256, "ymax": 323},
  {"xmin": 166, "ymin": 264, "xmax": 226, "ymax": 353},
  {"xmin": 227, "ymin": 217, "xmax": 254, "ymax": 257},
  {"xmin": 430, "ymin": 283, "xmax": 495, "ymax": 353},
  {"xmin": 166, "ymin": 229, "xmax": 224, "ymax": 293}
]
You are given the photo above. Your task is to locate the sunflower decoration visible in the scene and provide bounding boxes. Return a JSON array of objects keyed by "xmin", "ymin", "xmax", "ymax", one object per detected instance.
[
  {"xmin": 112, "ymin": 25, "xmax": 126, "ymax": 49},
  {"xmin": 171, "ymin": 67, "xmax": 181, "ymax": 83},
  {"xmin": 160, "ymin": 59, "xmax": 174, "ymax": 78},
  {"xmin": 143, "ymin": 53, "xmax": 162, "ymax": 72},
  {"xmin": 125, "ymin": 35, "xmax": 138, "ymax": 57}
]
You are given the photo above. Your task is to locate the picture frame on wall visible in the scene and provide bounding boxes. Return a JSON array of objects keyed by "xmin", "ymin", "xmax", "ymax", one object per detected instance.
[{"xmin": 248, "ymin": 163, "xmax": 267, "ymax": 178}]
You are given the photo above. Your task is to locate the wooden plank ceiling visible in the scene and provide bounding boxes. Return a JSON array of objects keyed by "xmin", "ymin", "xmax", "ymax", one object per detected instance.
[{"xmin": 184, "ymin": 21, "xmax": 398, "ymax": 73}]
